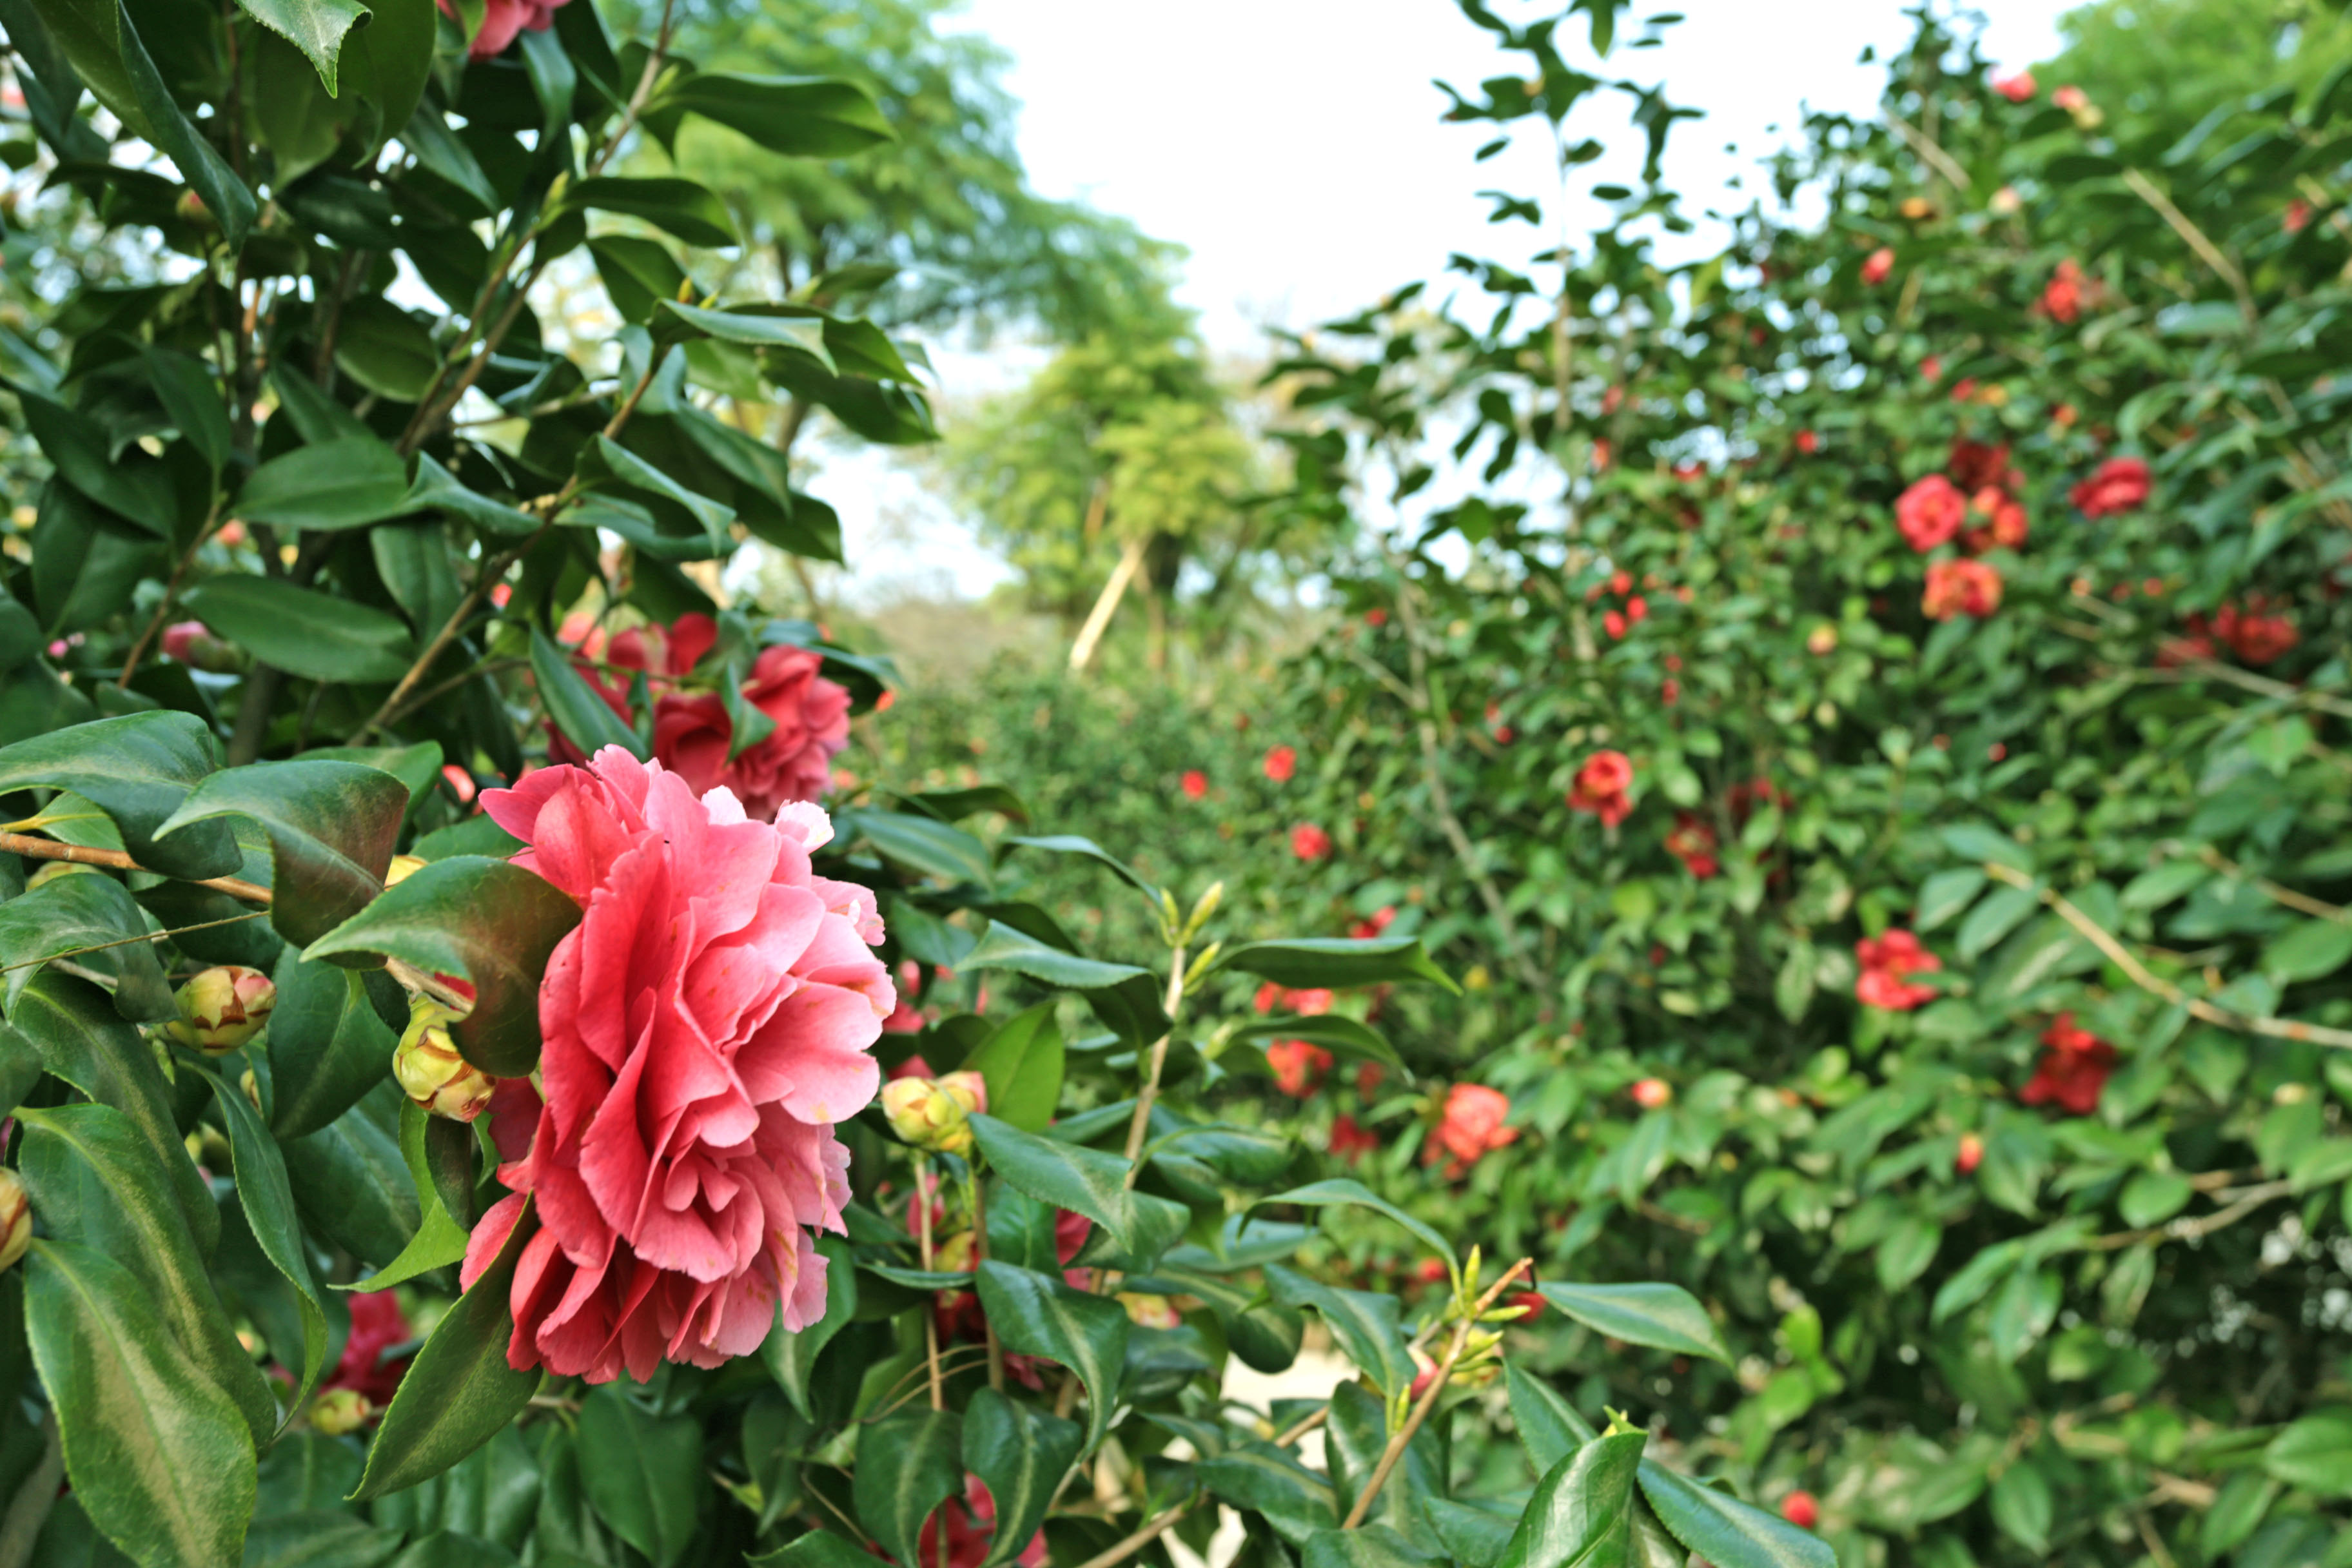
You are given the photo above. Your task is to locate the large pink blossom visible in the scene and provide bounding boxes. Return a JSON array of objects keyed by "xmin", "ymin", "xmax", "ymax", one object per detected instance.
[
  {"xmin": 466, "ymin": 747, "xmax": 891, "ymax": 1383},
  {"xmin": 439, "ymin": 0, "xmax": 575, "ymax": 60},
  {"xmin": 652, "ymin": 645, "xmax": 852, "ymax": 821}
]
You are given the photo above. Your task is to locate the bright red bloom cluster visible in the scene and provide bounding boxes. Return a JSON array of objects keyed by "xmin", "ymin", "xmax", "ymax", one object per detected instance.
[
  {"xmin": 1664, "ymin": 811, "xmax": 1719, "ymax": 877},
  {"xmin": 2161, "ymin": 598, "xmax": 2300, "ymax": 667},
  {"xmin": 1900, "ymin": 440, "xmax": 2028, "ymax": 558},
  {"xmin": 1862, "ymin": 247, "xmax": 1896, "ymax": 286},
  {"xmin": 1991, "ymin": 69, "xmax": 2036, "ymax": 102},
  {"xmin": 2035, "ymin": 259, "xmax": 2087, "ymax": 324},
  {"xmin": 1425, "ymin": 1084, "xmax": 1516, "ymax": 1179},
  {"xmin": 1255, "ymin": 982, "xmax": 1335, "ymax": 1017},
  {"xmin": 319, "ymin": 1291, "xmax": 413, "ymax": 1413},
  {"xmin": 1349, "ymin": 905, "xmax": 1398, "ymax": 941},
  {"xmin": 2070, "ymin": 456, "xmax": 2150, "ymax": 518},
  {"xmin": 1328, "ymin": 1114, "xmax": 1378, "ymax": 1162},
  {"xmin": 1923, "ymin": 559, "xmax": 2003, "ymax": 621},
  {"xmin": 1291, "ymin": 823, "xmax": 1333, "ymax": 861},
  {"xmin": 1179, "ymin": 769, "xmax": 1208, "ymax": 800},
  {"xmin": 1895, "ymin": 475, "xmax": 1966, "ymax": 553},
  {"xmin": 2021, "ymin": 1013, "xmax": 2117, "ymax": 1114},
  {"xmin": 466, "ymin": 748, "xmax": 890, "ymax": 1383},
  {"xmin": 1268, "ymin": 1039, "xmax": 1335, "ymax": 1097},
  {"xmin": 1568, "ymin": 750, "xmax": 1634, "ymax": 827},
  {"xmin": 1263, "ymin": 745, "xmax": 1298, "ymax": 783},
  {"xmin": 549, "ymin": 613, "xmax": 852, "ymax": 823},
  {"xmin": 1591, "ymin": 569, "xmax": 1651, "ymax": 641},
  {"xmin": 1854, "ymin": 929, "xmax": 1939, "ymax": 1010}
]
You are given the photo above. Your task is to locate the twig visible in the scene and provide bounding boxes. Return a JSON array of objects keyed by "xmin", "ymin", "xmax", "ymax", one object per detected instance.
[
  {"xmin": 915, "ymin": 1155, "xmax": 944, "ymax": 1412},
  {"xmin": 1886, "ymin": 111, "xmax": 1972, "ymax": 193},
  {"xmin": 2122, "ymin": 168, "xmax": 2255, "ymax": 328},
  {"xmin": 0, "ymin": 832, "xmax": 270, "ymax": 903},
  {"xmin": 2087, "ymin": 1179, "xmax": 2295, "ymax": 1251},
  {"xmin": 0, "ymin": 911, "xmax": 268, "ymax": 972},
  {"xmin": 1119, "ymin": 943, "xmax": 1188, "ymax": 1174},
  {"xmin": 2191, "ymin": 845, "xmax": 2347, "ymax": 925},
  {"xmin": 117, "ymin": 497, "xmax": 224, "ymax": 687},
  {"xmin": 1273, "ymin": 1404, "xmax": 1329, "ymax": 1447},
  {"xmin": 0, "ymin": 1408, "xmax": 61, "ymax": 1568},
  {"xmin": 2126, "ymin": 659, "xmax": 2352, "ymax": 722},
  {"xmin": 1070, "ymin": 1501, "xmax": 1194, "ymax": 1568},
  {"xmin": 1340, "ymin": 1258, "xmax": 1531, "ymax": 1530},
  {"xmin": 1983, "ymin": 863, "xmax": 2352, "ymax": 1049},
  {"xmin": 971, "ymin": 1176, "xmax": 1004, "ymax": 1393}
]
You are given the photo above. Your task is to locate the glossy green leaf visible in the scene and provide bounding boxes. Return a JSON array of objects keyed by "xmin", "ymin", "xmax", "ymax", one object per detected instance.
[
  {"xmin": 1197, "ymin": 1440, "xmax": 1337, "ymax": 1546},
  {"xmin": 1303, "ymin": 1526, "xmax": 1442, "ymax": 1568},
  {"xmin": 17, "ymin": 1103, "xmax": 280, "ymax": 1444},
  {"xmin": 305, "ymin": 854, "xmax": 580, "ymax": 1077},
  {"xmin": 761, "ymin": 1233, "xmax": 856, "ymax": 1420},
  {"xmin": 2262, "ymin": 918, "xmax": 2352, "ymax": 985},
  {"xmin": 158, "ymin": 760, "xmax": 405, "ymax": 950},
  {"xmin": 1636, "ymin": 1464, "xmax": 1835, "ymax": 1568},
  {"xmin": 1493, "ymin": 1431, "xmax": 1645, "ymax": 1568},
  {"xmin": 1266, "ymin": 1264, "xmax": 1415, "ymax": 1398},
  {"xmin": 2265, "ymin": 1408, "xmax": 2352, "ymax": 1496},
  {"xmin": 1536, "ymin": 1282, "xmax": 1729, "ymax": 1364},
  {"xmin": 0, "ymin": 710, "xmax": 240, "ymax": 881},
  {"xmin": 14, "ymin": 971, "xmax": 219, "ymax": 1255},
  {"xmin": 658, "ymin": 302, "xmax": 833, "ymax": 367},
  {"xmin": 1255, "ymin": 1179, "xmax": 1456, "ymax": 1275},
  {"xmin": 969, "ymin": 1113, "xmax": 1186, "ymax": 1265},
  {"xmin": 1426, "ymin": 1499, "xmax": 1519, "ymax": 1568},
  {"xmin": 852, "ymin": 1407, "xmax": 961, "ymax": 1568},
  {"xmin": 267, "ymin": 954, "xmax": 397, "ymax": 1139},
  {"xmin": 351, "ymin": 1198, "xmax": 540, "ymax": 1500},
  {"xmin": 1212, "ymin": 937, "xmax": 1459, "ymax": 995},
  {"xmin": 1507, "ymin": 1362, "xmax": 1600, "ymax": 1473},
  {"xmin": 234, "ymin": 0, "xmax": 368, "ymax": 93},
  {"xmin": 195, "ymin": 1062, "xmax": 331, "ymax": 1415},
  {"xmin": 237, "ymin": 439, "xmax": 414, "ymax": 532},
  {"xmin": 26, "ymin": 1239, "xmax": 258, "ymax": 1568},
  {"xmin": 404, "ymin": 454, "xmax": 542, "ymax": 538},
  {"xmin": 956, "ymin": 1003, "xmax": 1064, "ymax": 1132},
  {"xmin": 182, "ymin": 576, "xmax": 416, "ymax": 685},
  {"xmin": 18, "ymin": 391, "xmax": 177, "ymax": 536},
  {"xmin": 1326, "ymin": 1380, "xmax": 1442, "ymax": 1546},
  {"xmin": 530, "ymin": 626, "xmax": 649, "ymax": 763},
  {"xmin": 999, "ymin": 834, "xmax": 1161, "ymax": 901},
  {"xmin": 558, "ymin": 177, "xmax": 739, "ymax": 247},
  {"xmin": 974, "ymin": 1260, "xmax": 1130, "ymax": 1453},
  {"xmin": 583, "ymin": 436, "xmax": 734, "ymax": 549},
  {"xmin": 747, "ymin": 1530, "xmax": 874, "ymax": 1568},
  {"xmin": 963, "ymin": 1387, "xmax": 1080, "ymax": 1568},
  {"xmin": 578, "ymin": 1386, "xmax": 706, "ymax": 1568},
  {"xmin": 342, "ymin": 1099, "xmax": 469, "ymax": 1290},
  {"xmin": 0, "ymin": 868, "xmax": 174, "ymax": 1021},
  {"xmin": 1913, "ymin": 867, "xmax": 1988, "ymax": 933},
  {"xmin": 282, "ymin": 1094, "xmax": 418, "ymax": 1269},
  {"xmin": 838, "ymin": 806, "xmax": 992, "ymax": 887},
  {"xmin": 647, "ymin": 70, "xmax": 892, "ymax": 153},
  {"xmin": 242, "ymin": 1511, "xmax": 407, "ymax": 1568},
  {"xmin": 117, "ymin": 0, "xmax": 257, "ymax": 243},
  {"xmin": 959, "ymin": 926, "xmax": 1170, "ymax": 1047}
]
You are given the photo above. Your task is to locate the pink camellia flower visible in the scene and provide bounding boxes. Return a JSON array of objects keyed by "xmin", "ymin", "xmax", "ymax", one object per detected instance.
[
  {"xmin": 463, "ymin": 747, "xmax": 892, "ymax": 1384},
  {"xmin": 439, "ymin": 0, "xmax": 576, "ymax": 60},
  {"xmin": 1861, "ymin": 247, "xmax": 1896, "ymax": 286},
  {"xmin": 2052, "ymin": 84, "xmax": 2088, "ymax": 111},
  {"xmin": 1567, "ymin": 750, "xmax": 1634, "ymax": 827},
  {"xmin": 1291, "ymin": 823, "xmax": 1332, "ymax": 861},
  {"xmin": 652, "ymin": 645, "xmax": 853, "ymax": 822},
  {"xmin": 1854, "ymin": 928, "xmax": 1941, "ymax": 1010},
  {"xmin": 1895, "ymin": 475, "xmax": 1966, "ymax": 553},
  {"xmin": 1922, "ymin": 559, "xmax": 2003, "ymax": 621},
  {"xmin": 2070, "ymin": 456, "xmax": 2151, "ymax": 518},
  {"xmin": 1425, "ymin": 1084, "xmax": 1516, "ymax": 1178},
  {"xmin": 1991, "ymin": 70, "xmax": 2035, "ymax": 103}
]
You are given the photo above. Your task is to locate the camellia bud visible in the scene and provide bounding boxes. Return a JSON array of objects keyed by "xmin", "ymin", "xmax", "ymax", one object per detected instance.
[
  {"xmin": 393, "ymin": 1001, "xmax": 496, "ymax": 1122},
  {"xmin": 384, "ymin": 854, "xmax": 428, "ymax": 887},
  {"xmin": 931, "ymin": 1230, "xmax": 975, "ymax": 1273},
  {"xmin": 934, "ymin": 1071, "xmax": 988, "ymax": 1117},
  {"xmin": 1956, "ymin": 1132, "xmax": 1984, "ymax": 1175},
  {"xmin": 165, "ymin": 966, "xmax": 277, "ymax": 1054},
  {"xmin": 309, "ymin": 1388, "xmax": 370, "ymax": 1436},
  {"xmin": 0, "ymin": 1169, "xmax": 29, "ymax": 1271},
  {"xmin": 1631, "ymin": 1077, "xmax": 1672, "ymax": 1110},
  {"xmin": 879, "ymin": 1076, "xmax": 972, "ymax": 1155}
]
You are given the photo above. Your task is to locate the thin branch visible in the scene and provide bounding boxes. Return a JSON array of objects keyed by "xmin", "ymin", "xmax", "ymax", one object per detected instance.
[
  {"xmin": 1068, "ymin": 1502, "xmax": 1193, "ymax": 1568},
  {"xmin": 2124, "ymin": 658, "xmax": 2352, "ymax": 722},
  {"xmin": 2121, "ymin": 168, "xmax": 2255, "ymax": 327},
  {"xmin": 2088, "ymin": 1179, "xmax": 2295, "ymax": 1252},
  {"xmin": 0, "ymin": 911, "xmax": 268, "ymax": 972},
  {"xmin": 0, "ymin": 832, "xmax": 270, "ymax": 903},
  {"xmin": 0, "ymin": 1409, "xmax": 61, "ymax": 1568},
  {"xmin": 1983, "ymin": 862, "xmax": 2352, "ymax": 1049},
  {"xmin": 915, "ymin": 1155, "xmax": 943, "ymax": 1412},
  {"xmin": 1886, "ymin": 111, "xmax": 1972, "ymax": 193},
  {"xmin": 1119, "ymin": 943, "xmax": 1188, "ymax": 1174},
  {"xmin": 117, "ymin": 496, "xmax": 224, "ymax": 687},
  {"xmin": 2192, "ymin": 845, "xmax": 2347, "ymax": 925}
]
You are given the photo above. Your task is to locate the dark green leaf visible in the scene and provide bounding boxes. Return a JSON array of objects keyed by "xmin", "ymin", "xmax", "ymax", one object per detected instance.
[
  {"xmin": 1494, "ymin": 1431, "xmax": 1645, "ymax": 1568},
  {"xmin": 838, "ymin": 806, "xmax": 992, "ymax": 887},
  {"xmin": 747, "ymin": 1531, "xmax": 874, "ymax": 1568},
  {"xmin": 18, "ymin": 391, "xmax": 177, "ymax": 536},
  {"xmin": 1636, "ymin": 1464, "xmax": 1835, "ymax": 1568},
  {"xmin": 529, "ymin": 626, "xmax": 648, "ymax": 763},
  {"xmin": 963, "ymin": 1387, "xmax": 1080, "ymax": 1568},
  {"xmin": 1197, "ymin": 1440, "xmax": 1337, "ymax": 1546},
  {"xmin": 1506, "ymin": 1362, "xmax": 1598, "ymax": 1473},
  {"xmin": 577, "ymin": 1386, "xmax": 705, "ymax": 1568},
  {"xmin": 1213, "ymin": 938, "xmax": 1458, "ymax": 995},
  {"xmin": 2264, "ymin": 1408, "xmax": 2352, "ymax": 1496},
  {"xmin": 956, "ymin": 1004, "xmax": 1063, "ymax": 1132},
  {"xmin": 0, "ymin": 710, "xmax": 240, "ymax": 881},
  {"xmin": 237, "ymin": 440, "xmax": 414, "ymax": 533},
  {"xmin": 646, "ymin": 71, "xmax": 892, "ymax": 153},
  {"xmin": 194, "ymin": 1061, "xmax": 330, "ymax": 1413},
  {"xmin": 658, "ymin": 302, "xmax": 832, "ymax": 368},
  {"xmin": 853, "ymin": 1407, "xmax": 960, "ymax": 1568},
  {"xmin": 1264, "ymin": 1264, "xmax": 1415, "ymax": 1398},
  {"xmin": 158, "ymin": 760, "xmax": 406, "ymax": 950},
  {"xmin": 969, "ymin": 1114, "xmax": 1186, "ymax": 1266},
  {"xmin": 761, "ymin": 1233, "xmax": 855, "ymax": 1420},
  {"xmin": 340, "ymin": 1099, "xmax": 469, "ymax": 1289},
  {"xmin": 304, "ymin": 854, "xmax": 580, "ymax": 1077},
  {"xmin": 558, "ymin": 177, "xmax": 738, "ymax": 248},
  {"xmin": 116, "ymin": 0, "xmax": 257, "ymax": 242},
  {"xmin": 1229, "ymin": 1015, "xmax": 1407, "ymax": 1077},
  {"xmin": 1303, "ymin": 1526, "xmax": 1442, "ymax": 1568},
  {"xmin": 139, "ymin": 346, "xmax": 231, "ymax": 473},
  {"xmin": 351, "ymin": 1198, "xmax": 540, "ymax": 1500},
  {"xmin": 959, "ymin": 926, "xmax": 1169, "ymax": 1048},
  {"xmin": 974, "ymin": 1260, "xmax": 1129, "ymax": 1453},
  {"xmin": 1535, "ymin": 1282, "xmax": 1729, "ymax": 1364},
  {"xmin": 182, "ymin": 577, "xmax": 416, "ymax": 685},
  {"xmin": 1255, "ymin": 1179, "xmax": 1456, "ymax": 1275},
  {"xmin": 1000, "ymin": 834, "xmax": 1160, "ymax": 901},
  {"xmin": 26, "ymin": 1239, "xmax": 258, "ymax": 1568},
  {"xmin": 0, "ymin": 869, "xmax": 173, "ymax": 1022}
]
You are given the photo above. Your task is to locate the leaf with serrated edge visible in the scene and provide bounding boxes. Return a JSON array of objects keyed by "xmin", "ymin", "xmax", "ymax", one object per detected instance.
[
  {"xmin": 235, "ymin": 0, "xmax": 370, "ymax": 94},
  {"xmin": 1636, "ymin": 1464, "xmax": 1836, "ymax": 1568},
  {"xmin": 974, "ymin": 1260, "xmax": 1128, "ymax": 1453},
  {"xmin": 158, "ymin": 759, "xmax": 406, "ymax": 950},
  {"xmin": 1266, "ymin": 1265, "xmax": 1416, "ymax": 1397},
  {"xmin": 0, "ymin": 710, "xmax": 240, "ymax": 881},
  {"xmin": 852, "ymin": 1407, "xmax": 961, "ymax": 1568},
  {"xmin": 964, "ymin": 1387, "xmax": 1081, "ymax": 1568},
  {"xmin": 1493, "ymin": 1431, "xmax": 1645, "ymax": 1568}
]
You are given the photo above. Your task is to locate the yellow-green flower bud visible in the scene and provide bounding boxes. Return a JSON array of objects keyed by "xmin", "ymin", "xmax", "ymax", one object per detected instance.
[
  {"xmin": 309, "ymin": 1388, "xmax": 370, "ymax": 1435},
  {"xmin": 384, "ymin": 854, "xmax": 428, "ymax": 887},
  {"xmin": 165, "ymin": 966, "xmax": 277, "ymax": 1055},
  {"xmin": 880, "ymin": 1076, "xmax": 972, "ymax": 1155},
  {"xmin": 935, "ymin": 1071, "xmax": 988, "ymax": 1117},
  {"xmin": 393, "ymin": 1001, "xmax": 495, "ymax": 1122},
  {"xmin": 0, "ymin": 1170, "xmax": 28, "ymax": 1272}
]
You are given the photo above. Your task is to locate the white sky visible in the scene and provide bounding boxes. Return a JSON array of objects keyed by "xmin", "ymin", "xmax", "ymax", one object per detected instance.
[{"xmin": 794, "ymin": 0, "xmax": 2081, "ymax": 611}]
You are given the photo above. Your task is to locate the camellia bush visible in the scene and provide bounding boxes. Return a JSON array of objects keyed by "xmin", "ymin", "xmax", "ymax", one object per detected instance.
[
  {"xmin": 1234, "ymin": 3, "xmax": 2352, "ymax": 1563},
  {"xmin": 0, "ymin": 2, "xmax": 1825, "ymax": 1567}
]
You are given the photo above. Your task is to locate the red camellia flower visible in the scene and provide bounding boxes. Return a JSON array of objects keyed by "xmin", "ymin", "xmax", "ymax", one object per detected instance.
[
  {"xmin": 2213, "ymin": 601, "xmax": 2298, "ymax": 664},
  {"xmin": 1956, "ymin": 1132, "xmax": 1983, "ymax": 1174},
  {"xmin": 2286, "ymin": 199, "xmax": 2313, "ymax": 233},
  {"xmin": 1349, "ymin": 906, "xmax": 1398, "ymax": 941},
  {"xmin": 466, "ymin": 748, "xmax": 891, "ymax": 1382},
  {"xmin": 2021, "ymin": 1012, "xmax": 2117, "ymax": 1115},
  {"xmin": 322, "ymin": 1291, "xmax": 414, "ymax": 1410},
  {"xmin": 1263, "ymin": 745, "xmax": 1298, "ymax": 783},
  {"xmin": 2070, "ymin": 456, "xmax": 2150, "ymax": 518},
  {"xmin": 1991, "ymin": 70, "xmax": 2035, "ymax": 102},
  {"xmin": 1861, "ymin": 247, "xmax": 1896, "ymax": 286},
  {"xmin": 1267, "ymin": 1039, "xmax": 1334, "ymax": 1097},
  {"xmin": 438, "ymin": 0, "xmax": 576, "ymax": 62},
  {"xmin": 1631, "ymin": 1077, "xmax": 1672, "ymax": 1110},
  {"xmin": 1180, "ymin": 770, "xmax": 1208, "ymax": 800},
  {"xmin": 1328, "ymin": 1115, "xmax": 1378, "ymax": 1163},
  {"xmin": 2037, "ymin": 259, "xmax": 2084, "ymax": 324},
  {"xmin": 1795, "ymin": 429, "xmax": 1820, "ymax": 455},
  {"xmin": 1603, "ymin": 609, "xmax": 1629, "ymax": 640},
  {"xmin": 1425, "ymin": 1084, "xmax": 1516, "ymax": 1178},
  {"xmin": 1291, "ymin": 823, "xmax": 1333, "ymax": 861},
  {"xmin": 1854, "ymin": 928, "xmax": 1940, "ymax": 1010},
  {"xmin": 1923, "ymin": 559, "xmax": 2003, "ymax": 621},
  {"xmin": 651, "ymin": 645, "xmax": 852, "ymax": 823},
  {"xmin": 1365, "ymin": 607, "xmax": 1389, "ymax": 627},
  {"xmin": 1947, "ymin": 439, "xmax": 2013, "ymax": 493},
  {"xmin": 1781, "ymin": 1491, "xmax": 1820, "ymax": 1530},
  {"xmin": 1895, "ymin": 475, "xmax": 1966, "ymax": 552},
  {"xmin": 915, "ymin": 1475, "xmax": 1049, "ymax": 1568},
  {"xmin": 1568, "ymin": 750, "xmax": 1634, "ymax": 828},
  {"xmin": 1413, "ymin": 1258, "xmax": 1449, "ymax": 1284},
  {"xmin": 1664, "ymin": 812, "xmax": 1719, "ymax": 878}
]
